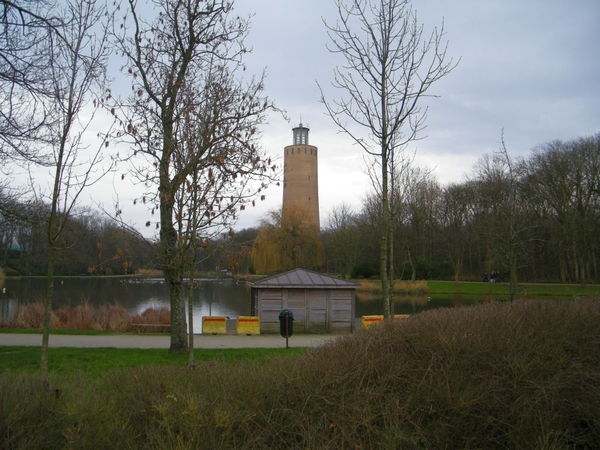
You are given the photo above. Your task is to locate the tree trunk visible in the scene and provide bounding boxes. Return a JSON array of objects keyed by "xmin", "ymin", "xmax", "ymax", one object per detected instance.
[
  {"xmin": 380, "ymin": 154, "xmax": 390, "ymax": 318},
  {"xmin": 388, "ymin": 218, "xmax": 395, "ymax": 318},
  {"xmin": 160, "ymin": 192, "xmax": 188, "ymax": 353},
  {"xmin": 166, "ymin": 272, "xmax": 187, "ymax": 353},
  {"xmin": 509, "ymin": 251, "xmax": 518, "ymax": 302},
  {"xmin": 188, "ymin": 267, "xmax": 195, "ymax": 367},
  {"xmin": 407, "ymin": 247, "xmax": 416, "ymax": 281},
  {"xmin": 41, "ymin": 243, "xmax": 54, "ymax": 388}
]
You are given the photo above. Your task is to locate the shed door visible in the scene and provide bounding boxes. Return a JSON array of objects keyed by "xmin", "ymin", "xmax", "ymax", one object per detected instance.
[
  {"xmin": 307, "ymin": 289, "xmax": 328, "ymax": 333},
  {"xmin": 330, "ymin": 290, "xmax": 353, "ymax": 332},
  {"xmin": 287, "ymin": 289, "xmax": 307, "ymax": 333},
  {"xmin": 259, "ymin": 289, "xmax": 283, "ymax": 333}
]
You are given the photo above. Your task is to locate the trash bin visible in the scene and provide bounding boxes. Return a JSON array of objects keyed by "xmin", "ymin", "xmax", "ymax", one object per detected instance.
[{"xmin": 279, "ymin": 309, "xmax": 294, "ymax": 338}]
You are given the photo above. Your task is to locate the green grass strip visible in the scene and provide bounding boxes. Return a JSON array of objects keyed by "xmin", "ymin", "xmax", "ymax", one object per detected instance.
[
  {"xmin": 0, "ymin": 346, "xmax": 305, "ymax": 377},
  {"xmin": 427, "ymin": 280, "xmax": 600, "ymax": 297}
]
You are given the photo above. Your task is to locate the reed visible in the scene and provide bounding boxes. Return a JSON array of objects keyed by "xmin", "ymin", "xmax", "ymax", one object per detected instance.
[
  {"xmin": 0, "ymin": 302, "xmax": 168, "ymax": 333},
  {"xmin": 96, "ymin": 303, "xmax": 131, "ymax": 332},
  {"xmin": 358, "ymin": 279, "xmax": 429, "ymax": 295},
  {"xmin": 7, "ymin": 301, "xmax": 52, "ymax": 329},
  {"xmin": 134, "ymin": 268, "xmax": 163, "ymax": 278}
]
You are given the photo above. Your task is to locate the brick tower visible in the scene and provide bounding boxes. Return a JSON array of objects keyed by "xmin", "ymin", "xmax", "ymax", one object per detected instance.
[{"xmin": 282, "ymin": 123, "xmax": 320, "ymax": 229}]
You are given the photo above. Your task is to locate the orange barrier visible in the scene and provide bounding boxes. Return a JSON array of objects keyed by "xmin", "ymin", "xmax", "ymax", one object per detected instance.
[
  {"xmin": 361, "ymin": 315, "xmax": 384, "ymax": 328},
  {"xmin": 236, "ymin": 316, "xmax": 260, "ymax": 335},
  {"xmin": 202, "ymin": 316, "xmax": 227, "ymax": 334}
]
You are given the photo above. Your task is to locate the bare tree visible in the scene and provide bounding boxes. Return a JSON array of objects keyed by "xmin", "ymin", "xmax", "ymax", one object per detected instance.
[
  {"xmin": 173, "ymin": 91, "xmax": 258, "ymax": 365},
  {"xmin": 472, "ymin": 132, "xmax": 534, "ymax": 300},
  {"xmin": 0, "ymin": 0, "xmax": 64, "ymax": 163},
  {"xmin": 320, "ymin": 0, "xmax": 457, "ymax": 317},
  {"xmin": 30, "ymin": 0, "xmax": 114, "ymax": 384},
  {"xmin": 111, "ymin": 0, "xmax": 277, "ymax": 353}
]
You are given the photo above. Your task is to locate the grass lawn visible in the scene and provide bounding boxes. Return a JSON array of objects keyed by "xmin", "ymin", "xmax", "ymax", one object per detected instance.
[
  {"xmin": 355, "ymin": 278, "xmax": 600, "ymax": 298},
  {"xmin": 427, "ymin": 280, "xmax": 600, "ymax": 297},
  {"xmin": 0, "ymin": 346, "xmax": 305, "ymax": 377}
]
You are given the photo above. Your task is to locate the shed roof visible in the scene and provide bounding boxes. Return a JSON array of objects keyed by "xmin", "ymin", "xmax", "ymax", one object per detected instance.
[{"xmin": 249, "ymin": 268, "xmax": 360, "ymax": 289}]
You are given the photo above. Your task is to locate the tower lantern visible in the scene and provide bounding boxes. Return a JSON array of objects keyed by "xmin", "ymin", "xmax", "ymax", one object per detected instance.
[
  {"xmin": 293, "ymin": 123, "xmax": 309, "ymax": 145},
  {"xmin": 282, "ymin": 122, "xmax": 320, "ymax": 230}
]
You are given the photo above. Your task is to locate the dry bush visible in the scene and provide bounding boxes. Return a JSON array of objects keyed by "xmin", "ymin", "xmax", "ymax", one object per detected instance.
[
  {"xmin": 358, "ymin": 279, "xmax": 429, "ymax": 295},
  {"xmin": 140, "ymin": 307, "xmax": 170, "ymax": 324},
  {"xmin": 6, "ymin": 302, "xmax": 44, "ymax": 328},
  {"xmin": 129, "ymin": 307, "xmax": 171, "ymax": 333},
  {"xmin": 281, "ymin": 299, "xmax": 600, "ymax": 449},
  {"xmin": 54, "ymin": 300, "xmax": 97, "ymax": 330},
  {"xmin": 357, "ymin": 279, "xmax": 376, "ymax": 291},
  {"xmin": 1, "ymin": 301, "xmax": 161, "ymax": 332},
  {"xmin": 134, "ymin": 268, "xmax": 163, "ymax": 277},
  {"xmin": 96, "ymin": 303, "xmax": 131, "ymax": 332},
  {"xmin": 0, "ymin": 374, "xmax": 65, "ymax": 448},
  {"xmin": 4, "ymin": 301, "xmax": 58, "ymax": 329}
]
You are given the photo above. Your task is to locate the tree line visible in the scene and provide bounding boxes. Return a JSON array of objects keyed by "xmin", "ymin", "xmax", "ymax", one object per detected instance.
[
  {"xmin": 321, "ymin": 133, "xmax": 600, "ymax": 285},
  {"xmin": 0, "ymin": 199, "xmax": 148, "ymax": 276},
  {"xmin": 0, "ymin": 196, "xmax": 257, "ymax": 277},
  {"xmin": 3, "ymin": 131, "xmax": 598, "ymax": 287}
]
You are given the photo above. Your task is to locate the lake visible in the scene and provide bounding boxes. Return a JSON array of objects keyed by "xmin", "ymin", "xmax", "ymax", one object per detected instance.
[{"xmin": 0, "ymin": 277, "xmax": 491, "ymax": 332}]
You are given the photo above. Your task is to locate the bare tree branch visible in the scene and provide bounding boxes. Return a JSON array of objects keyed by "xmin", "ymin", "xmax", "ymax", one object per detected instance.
[{"xmin": 319, "ymin": 0, "xmax": 457, "ymax": 317}]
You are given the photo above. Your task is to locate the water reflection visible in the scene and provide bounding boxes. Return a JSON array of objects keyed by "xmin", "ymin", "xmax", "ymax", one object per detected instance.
[
  {"xmin": 355, "ymin": 291, "xmax": 500, "ymax": 317},
  {"xmin": 0, "ymin": 277, "xmax": 254, "ymax": 333}
]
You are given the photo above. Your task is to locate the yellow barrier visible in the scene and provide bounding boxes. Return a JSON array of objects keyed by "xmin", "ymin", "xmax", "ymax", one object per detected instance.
[
  {"xmin": 393, "ymin": 314, "xmax": 410, "ymax": 321},
  {"xmin": 362, "ymin": 315, "xmax": 384, "ymax": 328},
  {"xmin": 236, "ymin": 316, "xmax": 260, "ymax": 335},
  {"xmin": 202, "ymin": 316, "xmax": 227, "ymax": 334}
]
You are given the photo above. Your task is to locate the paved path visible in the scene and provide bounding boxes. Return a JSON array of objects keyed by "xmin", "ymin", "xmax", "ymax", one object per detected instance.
[{"xmin": 0, "ymin": 333, "xmax": 345, "ymax": 349}]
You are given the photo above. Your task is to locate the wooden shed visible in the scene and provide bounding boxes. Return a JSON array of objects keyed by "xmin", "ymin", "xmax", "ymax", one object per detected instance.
[{"xmin": 249, "ymin": 268, "xmax": 359, "ymax": 334}]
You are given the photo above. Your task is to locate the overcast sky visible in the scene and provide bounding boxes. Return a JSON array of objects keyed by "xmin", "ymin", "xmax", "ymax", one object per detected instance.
[
  {"xmin": 226, "ymin": 0, "xmax": 600, "ymax": 230},
  {"xmin": 23, "ymin": 0, "xmax": 600, "ymax": 236}
]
